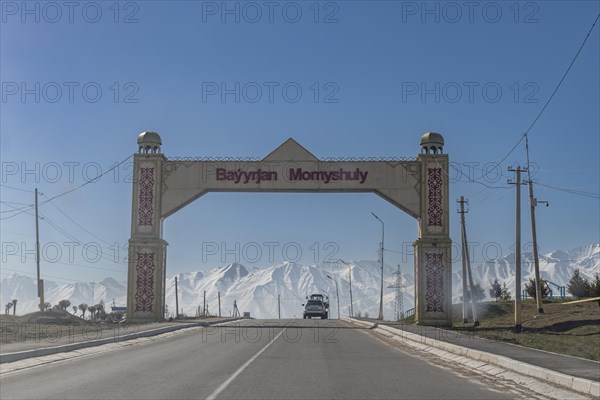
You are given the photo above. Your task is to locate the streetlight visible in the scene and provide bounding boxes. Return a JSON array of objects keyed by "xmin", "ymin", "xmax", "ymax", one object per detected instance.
[
  {"xmin": 318, "ymin": 288, "xmax": 331, "ymax": 317},
  {"xmin": 337, "ymin": 259, "xmax": 354, "ymax": 318},
  {"xmin": 326, "ymin": 275, "xmax": 340, "ymax": 319},
  {"xmin": 371, "ymin": 212, "xmax": 384, "ymax": 320}
]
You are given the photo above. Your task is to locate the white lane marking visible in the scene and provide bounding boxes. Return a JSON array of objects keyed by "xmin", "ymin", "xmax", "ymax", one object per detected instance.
[{"xmin": 205, "ymin": 324, "xmax": 287, "ymax": 400}]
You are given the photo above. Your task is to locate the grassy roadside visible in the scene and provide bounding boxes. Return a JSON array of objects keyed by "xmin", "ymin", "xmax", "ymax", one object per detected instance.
[
  {"xmin": 0, "ymin": 311, "xmax": 147, "ymax": 345},
  {"xmin": 403, "ymin": 299, "xmax": 600, "ymax": 361},
  {"xmin": 0, "ymin": 311, "xmax": 236, "ymax": 347}
]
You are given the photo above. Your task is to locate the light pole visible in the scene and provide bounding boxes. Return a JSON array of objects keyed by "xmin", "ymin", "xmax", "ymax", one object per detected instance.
[
  {"xmin": 319, "ymin": 288, "xmax": 330, "ymax": 317},
  {"xmin": 338, "ymin": 259, "xmax": 353, "ymax": 318},
  {"xmin": 371, "ymin": 212, "xmax": 384, "ymax": 320},
  {"xmin": 326, "ymin": 275, "xmax": 340, "ymax": 319}
]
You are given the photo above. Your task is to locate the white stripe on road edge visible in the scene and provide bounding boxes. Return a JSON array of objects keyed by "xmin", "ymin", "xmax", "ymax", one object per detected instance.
[{"xmin": 205, "ymin": 324, "xmax": 287, "ymax": 400}]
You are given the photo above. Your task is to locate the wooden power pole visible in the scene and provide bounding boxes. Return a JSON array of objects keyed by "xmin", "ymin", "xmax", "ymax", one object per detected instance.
[
  {"xmin": 35, "ymin": 188, "xmax": 44, "ymax": 312},
  {"xmin": 174, "ymin": 277, "xmax": 179, "ymax": 319},
  {"xmin": 509, "ymin": 166, "xmax": 526, "ymax": 332},
  {"xmin": 459, "ymin": 196, "xmax": 478, "ymax": 326}
]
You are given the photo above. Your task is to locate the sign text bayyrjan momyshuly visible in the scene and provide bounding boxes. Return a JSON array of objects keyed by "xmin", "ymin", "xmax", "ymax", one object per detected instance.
[{"xmin": 215, "ymin": 168, "xmax": 369, "ymax": 184}]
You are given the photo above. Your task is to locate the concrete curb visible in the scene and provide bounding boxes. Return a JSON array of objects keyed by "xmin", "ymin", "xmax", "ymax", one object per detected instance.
[
  {"xmin": 0, "ymin": 318, "xmax": 243, "ymax": 364},
  {"xmin": 343, "ymin": 318, "xmax": 599, "ymax": 398}
]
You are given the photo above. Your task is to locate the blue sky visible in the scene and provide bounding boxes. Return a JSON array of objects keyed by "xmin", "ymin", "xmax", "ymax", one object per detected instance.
[{"xmin": 1, "ymin": 1, "xmax": 599, "ymax": 285}]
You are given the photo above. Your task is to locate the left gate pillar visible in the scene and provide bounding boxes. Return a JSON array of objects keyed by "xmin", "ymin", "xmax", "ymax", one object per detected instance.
[{"xmin": 127, "ymin": 132, "xmax": 167, "ymax": 322}]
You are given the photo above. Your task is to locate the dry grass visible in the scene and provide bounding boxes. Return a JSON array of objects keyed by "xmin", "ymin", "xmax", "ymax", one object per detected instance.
[
  {"xmin": 450, "ymin": 299, "xmax": 600, "ymax": 361},
  {"xmin": 0, "ymin": 311, "xmax": 139, "ymax": 345}
]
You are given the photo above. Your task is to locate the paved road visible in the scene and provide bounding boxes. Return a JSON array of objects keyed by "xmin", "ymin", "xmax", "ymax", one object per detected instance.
[{"xmin": 1, "ymin": 319, "xmax": 529, "ymax": 399}]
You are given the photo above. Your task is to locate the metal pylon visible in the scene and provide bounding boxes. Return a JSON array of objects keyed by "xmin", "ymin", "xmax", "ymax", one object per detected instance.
[{"xmin": 387, "ymin": 264, "xmax": 405, "ymax": 320}]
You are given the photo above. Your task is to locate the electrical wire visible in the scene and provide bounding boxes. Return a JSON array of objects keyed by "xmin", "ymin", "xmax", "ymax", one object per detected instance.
[
  {"xmin": 40, "ymin": 154, "xmax": 133, "ymax": 205},
  {"xmin": 536, "ymin": 183, "xmax": 600, "ymax": 199},
  {"xmin": 0, "ymin": 251, "xmax": 126, "ymax": 274},
  {"xmin": 0, "ymin": 154, "xmax": 133, "ymax": 221},
  {"xmin": 487, "ymin": 13, "xmax": 600, "ymax": 179},
  {"xmin": 0, "ymin": 184, "xmax": 34, "ymax": 193},
  {"xmin": 42, "ymin": 194, "xmax": 114, "ymax": 246}
]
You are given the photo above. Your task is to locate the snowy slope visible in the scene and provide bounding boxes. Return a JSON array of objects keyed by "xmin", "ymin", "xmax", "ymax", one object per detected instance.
[
  {"xmin": 2, "ymin": 244, "xmax": 598, "ymax": 319},
  {"xmin": 452, "ymin": 244, "xmax": 600, "ymax": 302}
]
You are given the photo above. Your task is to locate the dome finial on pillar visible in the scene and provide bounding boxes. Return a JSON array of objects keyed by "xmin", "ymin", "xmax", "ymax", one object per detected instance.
[
  {"xmin": 137, "ymin": 131, "xmax": 162, "ymax": 154},
  {"xmin": 420, "ymin": 132, "xmax": 444, "ymax": 154}
]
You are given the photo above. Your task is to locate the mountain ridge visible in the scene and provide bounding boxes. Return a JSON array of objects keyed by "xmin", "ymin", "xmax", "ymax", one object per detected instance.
[{"xmin": 2, "ymin": 244, "xmax": 597, "ymax": 319}]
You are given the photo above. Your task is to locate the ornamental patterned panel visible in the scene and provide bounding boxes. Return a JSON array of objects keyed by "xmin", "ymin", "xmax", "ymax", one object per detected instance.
[
  {"xmin": 425, "ymin": 253, "xmax": 444, "ymax": 312},
  {"xmin": 135, "ymin": 252, "xmax": 155, "ymax": 312},
  {"xmin": 427, "ymin": 167, "xmax": 443, "ymax": 227},
  {"xmin": 138, "ymin": 167, "xmax": 154, "ymax": 226}
]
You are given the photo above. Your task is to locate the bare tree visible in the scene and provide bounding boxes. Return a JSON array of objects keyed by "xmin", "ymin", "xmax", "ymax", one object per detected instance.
[
  {"xmin": 78, "ymin": 303, "xmax": 88, "ymax": 319},
  {"xmin": 43, "ymin": 302, "xmax": 51, "ymax": 311},
  {"xmin": 5, "ymin": 302, "xmax": 12, "ymax": 315},
  {"xmin": 95, "ymin": 302, "xmax": 105, "ymax": 320},
  {"xmin": 72, "ymin": 305, "xmax": 78, "ymax": 314},
  {"xmin": 88, "ymin": 305, "xmax": 96, "ymax": 320},
  {"xmin": 58, "ymin": 299, "xmax": 71, "ymax": 311}
]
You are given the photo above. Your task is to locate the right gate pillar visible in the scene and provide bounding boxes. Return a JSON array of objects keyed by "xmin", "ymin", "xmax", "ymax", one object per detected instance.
[{"xmin": 414, "ymin": 132, "xmax": 452, "ymax": 326}]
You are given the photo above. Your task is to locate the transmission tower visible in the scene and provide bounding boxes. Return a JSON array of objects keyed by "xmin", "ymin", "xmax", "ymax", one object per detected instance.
[{"xmin": 387, "ymin": 264, "xmax": 405, "ymax": 320}]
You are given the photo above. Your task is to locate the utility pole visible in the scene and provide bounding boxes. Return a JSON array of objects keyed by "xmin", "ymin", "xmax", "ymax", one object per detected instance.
[
  {"xmin": 338, "ymin": 259, "xmax": 354, "ymax": 318},
  {"xmin": 174, "ymin": 276, "xmax": 179, "ymax": 319},
  {"xmin": 327, "ymin": 276, "xmax": 340, "ymax": 319},
  {"xmin": 218, "ymin": 291, "xmax": 221, "ymax": 317},
  {"xmin": 458, "ymin": 197, "xmax": 468, "ymax": 324},
  {"xmin": 35, "ymin": 188, "xmax": 44, "ymax": 312},
  {"xmin": 371, "ymin": 212, "xmax": 385, "ymax": 320},
  {"xmin": 509, "ymin": 166, "xmax": 526, "ymax": 332},
  {"xmin": 527, "ymin": 179, "xmax": 543, "ymax": 313},
  {"xmin": 348, "ymin": 263, "xmax": 353, "ymax": 318},
  {"xmin": 459, "ymin": 197, "xmax": 479, "ymax": 326},
  {"xmin": 278, "ymin": 294, "xmax": 281, "ymax": 319},
  {"xmin": 524, "ymin": 133, "xmax": 546, "ymax": 314},
  {"xmin": 203, "ymin": 290, "xmax": 206, "ymax": 318}
]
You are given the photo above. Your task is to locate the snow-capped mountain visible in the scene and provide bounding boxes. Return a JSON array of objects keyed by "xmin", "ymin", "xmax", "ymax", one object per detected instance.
[
  {"xmin": 164, "ymin": 260, "xmax": 410, "ymax": 319},
  {"xmin": 0, "ymin": 275, "xmax": 126, "ymax": 315},
  {"xmin": 2, "ymin": 244, "xmax": 598, "ymax": 319},
  {"xmin": 452, "ymin": 244, "xmax": 599, "ymax": 301}
]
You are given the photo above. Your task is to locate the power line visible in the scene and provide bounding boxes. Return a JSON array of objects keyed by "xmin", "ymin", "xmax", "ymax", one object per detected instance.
[
  {"xmin": 0, "ymin": 251, "xmax": 126, "ymax": 274},
  {"xmin": 0, "ymin": 155, "xmax": 133, "ymax": 221},
  {"xmin": 525, "ymin": 13, "xmax": 600, "ymax": 139},
  {"xmin": 487, "ymin": 13, "xmax": 600, "ymax": 179},
  {"xmin": 0, "ymin": 200, "xmax": 35, "ymax": 216},
  {"xmin": 0, "ymin": 184, "xmax": 34, "ymax": 193},
  {"xmin": 0, "ymin": 267, "xmax": 91, "ymax": 284},
  {"xmin": 42, "ymin": 194, "xmax": 114, "ymax": 246},
  {"xmin": 39, "ymin": 213, "xmax": 125, "ymax": 265},
  {"xmin": 536, "ymin": 183, "xmax": 600, "ymax": 199},
  {"xmin": 436, "ymin": 155, "xmax": 511, "ymax": 190},
  {"xmin": 40, "ymin": 154, "xmax": 132, "ymax": 205},
  {"xmin": 0, "ymin": 200, "xmax": 31, "ymax": 206},
  {"xmin": 449, "ymin": 162, "xmax": 512, "ymax": 189}
]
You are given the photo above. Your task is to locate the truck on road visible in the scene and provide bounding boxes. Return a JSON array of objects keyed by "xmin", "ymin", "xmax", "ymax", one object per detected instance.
[{"xmin": 302, "ymin": 293, "xmax": 329, "ymax": 319}]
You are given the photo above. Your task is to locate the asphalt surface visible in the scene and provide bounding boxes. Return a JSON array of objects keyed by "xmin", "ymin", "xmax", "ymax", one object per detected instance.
[
  {"xmin": 377, "ymin": 320, "xmax": 600, "ymax": 382},
  {"xmin": 1, "ymin": 319, "xmax": 529, "ymax": 399}
]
